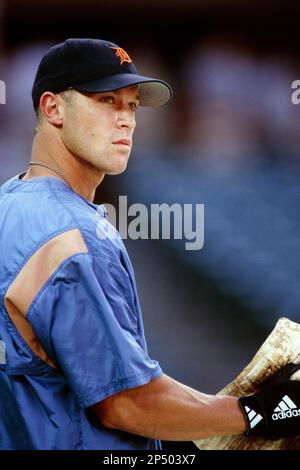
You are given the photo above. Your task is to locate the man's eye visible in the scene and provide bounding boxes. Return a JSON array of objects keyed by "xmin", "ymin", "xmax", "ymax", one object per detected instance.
[
  {"xmin": 101, "ymin": 96, "xmax": 114, "ymax": 104},
  {"xmin": 130, "ymin": 103, "xmax": 138, "ymax": 111}
]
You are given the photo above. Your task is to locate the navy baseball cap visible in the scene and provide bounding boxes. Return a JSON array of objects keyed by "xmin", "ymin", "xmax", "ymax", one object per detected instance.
[{"xmin": 32, "ymin": 38, "xmax": 172, "ymax": 110}]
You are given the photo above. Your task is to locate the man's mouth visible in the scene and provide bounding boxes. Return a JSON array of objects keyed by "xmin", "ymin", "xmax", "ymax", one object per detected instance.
[{"xmin": 112, "ymin": 139, "xmax": 131, "ymax": 147}]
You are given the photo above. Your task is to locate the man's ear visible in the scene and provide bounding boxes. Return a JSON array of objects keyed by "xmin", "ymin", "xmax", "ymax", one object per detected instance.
[{"xmin": 39, "ymin": 92, "xmax": 64, "ymax": 127}]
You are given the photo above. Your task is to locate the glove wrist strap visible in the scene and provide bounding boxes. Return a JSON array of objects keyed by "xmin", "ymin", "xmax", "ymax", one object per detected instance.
[{"xmin": 238, "ymin": 395, "xmax": 267, "ymax": 436}]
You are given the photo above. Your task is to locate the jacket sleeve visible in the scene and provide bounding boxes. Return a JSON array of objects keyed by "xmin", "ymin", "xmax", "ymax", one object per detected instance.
[{"xmin": 27, "ymin": 252, "xmax": 162, "ymax": 408}]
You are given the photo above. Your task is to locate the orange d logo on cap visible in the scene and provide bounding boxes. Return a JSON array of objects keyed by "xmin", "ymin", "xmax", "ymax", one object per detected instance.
[{"xmin": 111, "ymin": 47, "xmax": 132, "ymax": 65}]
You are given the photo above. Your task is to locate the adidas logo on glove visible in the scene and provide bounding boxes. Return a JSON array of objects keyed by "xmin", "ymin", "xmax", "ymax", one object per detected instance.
[
  {"xmin": 244, "ymin": 406, "xmax": 263, "ymax": 429},
  {"xmin": 272, "ymin": 395, "xmax": 300, "ymax": 420},
  {"xmin": 238, "ymin": 362, "xmax": 300, "ymax": 439}
]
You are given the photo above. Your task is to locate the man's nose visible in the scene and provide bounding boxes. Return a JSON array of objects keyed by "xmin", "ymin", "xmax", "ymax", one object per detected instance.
[{"xmin": 117, "ymin": 110, "xmax": 136, "ymax": 129}]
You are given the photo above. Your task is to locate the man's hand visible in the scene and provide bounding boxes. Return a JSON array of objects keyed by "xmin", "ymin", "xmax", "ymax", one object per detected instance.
[{"xmin": 239, "ymin": 363, "xmax": 300, "ymax": 439}]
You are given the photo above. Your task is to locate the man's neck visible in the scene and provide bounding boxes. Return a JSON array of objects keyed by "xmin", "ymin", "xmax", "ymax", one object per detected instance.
[{"xmin": 23, "ymin": 130, "xmax": 104, "ymax": 202}]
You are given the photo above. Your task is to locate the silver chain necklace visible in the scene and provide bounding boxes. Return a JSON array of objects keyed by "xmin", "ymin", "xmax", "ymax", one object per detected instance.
[{"xmin": 29, "ymin": 161, "xmax": 73, "ymax": 191}]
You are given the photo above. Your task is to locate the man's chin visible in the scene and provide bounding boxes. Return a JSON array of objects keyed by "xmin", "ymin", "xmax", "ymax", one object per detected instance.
[{"xmin": 106, "ymin": 161, "xmax": 128, "ymax": 176}]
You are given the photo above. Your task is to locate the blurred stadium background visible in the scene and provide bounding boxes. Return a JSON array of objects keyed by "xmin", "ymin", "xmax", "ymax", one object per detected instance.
[{"xmin": 1, "ymin": 0, "xmax": 300, "ymax": 449}]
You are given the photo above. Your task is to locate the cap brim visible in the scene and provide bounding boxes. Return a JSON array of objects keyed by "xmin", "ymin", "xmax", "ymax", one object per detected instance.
[{"xmin": 73, "ymin": 73, "xmax": 172, "ymax": 107}]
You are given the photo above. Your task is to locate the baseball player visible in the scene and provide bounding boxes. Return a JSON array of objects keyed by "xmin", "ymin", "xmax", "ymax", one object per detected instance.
[{"xmin": 0, "ymin": 38, "xmax": 299, "ymax": 450}]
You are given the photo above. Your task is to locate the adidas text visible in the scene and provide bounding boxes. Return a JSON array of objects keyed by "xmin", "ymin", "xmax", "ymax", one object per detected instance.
[
  {"xmin": 272, "ymin": 409, "xmax": 300, "ymax": 420},
  {"xmin": 272, "ymin": 395, "xmax": 300, "ymax": 420}
]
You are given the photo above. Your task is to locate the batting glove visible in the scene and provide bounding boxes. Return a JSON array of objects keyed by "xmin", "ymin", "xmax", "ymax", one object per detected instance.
[{"xmin": 238, "ymin": 362, "xmax": 300, "ymax": 439}]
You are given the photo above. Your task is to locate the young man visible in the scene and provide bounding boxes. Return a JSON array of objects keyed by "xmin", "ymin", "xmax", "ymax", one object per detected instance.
[{"xmin": 0, "ymin": 38, "xmax": 299, "ymax": 450}]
